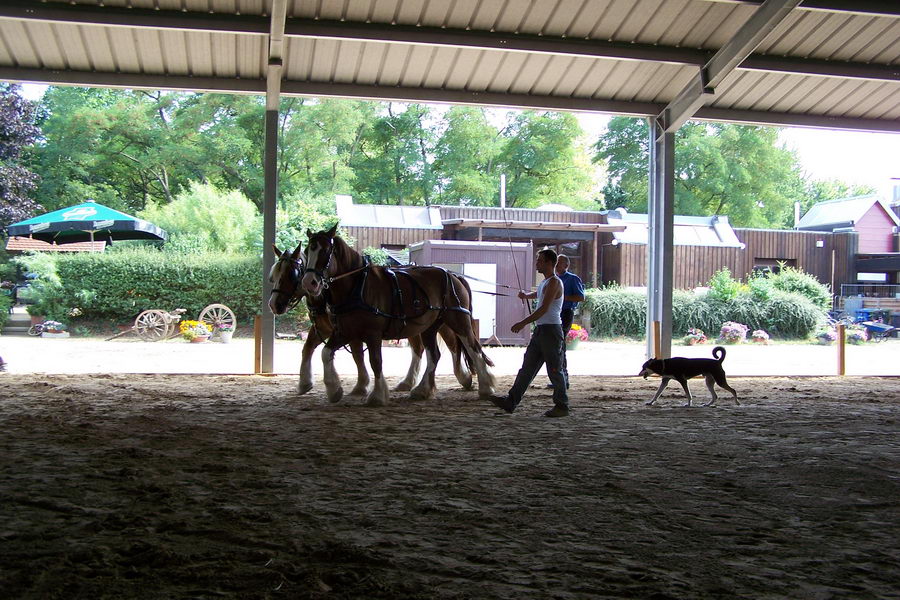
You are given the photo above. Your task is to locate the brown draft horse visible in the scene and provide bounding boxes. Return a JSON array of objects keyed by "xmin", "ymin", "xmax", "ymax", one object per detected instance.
[
  {"xmin": 268, "ymin": 243, "xmax": 476, "ymax": 397},
  {"xmin": 300, "ymin": 224, "xmax": 496, "ymax": 406}
]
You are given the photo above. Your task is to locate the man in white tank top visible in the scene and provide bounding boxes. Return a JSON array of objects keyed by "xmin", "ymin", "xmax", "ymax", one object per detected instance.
[{"xmin": 488, "ymin": 248, "xmax": 570, "ymax": 417}]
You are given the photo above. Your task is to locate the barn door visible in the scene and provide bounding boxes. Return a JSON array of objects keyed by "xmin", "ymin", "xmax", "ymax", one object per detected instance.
[{"xmin": 463, "ymin": 263, "xmax": 497, "ymax": 339}]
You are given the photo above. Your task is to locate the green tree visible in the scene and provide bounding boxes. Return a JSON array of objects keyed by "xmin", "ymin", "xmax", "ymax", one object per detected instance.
[
  {"xmin": 277, "ymin": 98, "xmax": 376, "ymax": 199},
  {"xmin": 0, "ymin": 83, "xmax": 42, "ymax": 228},
  {"xmin": 351, "ymin": 103, "xmax": 434, "ymax": 205},
  {"xmin": 801, "ymin": 179, "xmax": 876, "ymax": 214},
  {"xmin": 432, "ymin": 106, "xmax": 503, "ymax": 206},
  {"xmin": 499, "ymin": 111, "xmax": 595, "ymax": 208},
  {"xmin": 594, "ymin": 117, "xmax": 810, "ymax": 228},
  {"xmin": 139, "ymin": 181, "xmax": 261, "ymax": 254}
]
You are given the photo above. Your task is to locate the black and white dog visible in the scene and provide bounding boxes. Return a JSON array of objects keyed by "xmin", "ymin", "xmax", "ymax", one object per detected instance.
[{"xmin": 639, "ymin": 346, "xmax": 739, "ymax": 407}]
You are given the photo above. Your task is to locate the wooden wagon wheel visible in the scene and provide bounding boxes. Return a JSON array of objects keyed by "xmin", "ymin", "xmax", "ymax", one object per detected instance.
[
  {"xmin": 198, "ymin": 303, "xmax": 236, "ymax": 333},
  {"xmin": 134, "ymin": 309, "xmax": 171, "ymax": 341}
]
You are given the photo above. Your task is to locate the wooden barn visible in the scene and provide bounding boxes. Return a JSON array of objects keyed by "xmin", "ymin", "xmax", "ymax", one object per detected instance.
[{"xmin": 335, "ymin": 196, "xmax": 880, "ymax": 302}]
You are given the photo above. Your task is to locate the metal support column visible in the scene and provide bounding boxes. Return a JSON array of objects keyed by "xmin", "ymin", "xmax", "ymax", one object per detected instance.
[
  {"xmin": 260, "ymin": 108, "xmax": 278, "ymax": 373},
  {"xmin": 259, "ymin": 0, "xmax": 287, "ymax": 374},
  {"xmin": 646, "ymin": 117, "xmax": 675, "ymax": 359}
]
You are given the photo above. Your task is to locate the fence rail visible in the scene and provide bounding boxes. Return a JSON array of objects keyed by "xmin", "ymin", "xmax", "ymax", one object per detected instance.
[{"xmin": 840, "ymin": 283, "xmax": 900, "ymax": 298}]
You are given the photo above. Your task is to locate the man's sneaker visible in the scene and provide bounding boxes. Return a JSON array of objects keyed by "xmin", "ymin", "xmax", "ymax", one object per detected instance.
[
  {"xmin": 488, "ymin": 394, "xmax": 515, "ymax": 414},
  {"xmin": 543, "ymin": 405, "xmax": 570, "ymax": 418}
]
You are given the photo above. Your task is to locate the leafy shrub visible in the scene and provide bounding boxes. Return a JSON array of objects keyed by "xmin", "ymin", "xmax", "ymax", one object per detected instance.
[
  {"xmin": 585, "ymin": 285, "xmax": 824, "ymax": 340},
  {"xmin": 13, "ymin": 248, "xmax": 307, "ymax": 327},
  {"xmin": 707, "ymin": 268, "xmax": 745, "ymax": 302},
  {"xmin": 759, "ymin": 290, "xmax": 821, "ymax": 338},
  {"xmin": 584, "ymin": 285, "xmax": 646, "ymax": 338},
  {"xmin": 767, "ymin": 266, "xmax": 831, "ymax": 310},
  {"xmin": 0, "ymin": 293, "xmax": 10, "ymax": 329},
  {"xmin": 363, "ymin": 247, "xmax": 391, "ymax": 266}
]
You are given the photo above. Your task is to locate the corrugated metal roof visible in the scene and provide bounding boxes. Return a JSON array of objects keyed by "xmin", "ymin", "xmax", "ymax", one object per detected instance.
[
  {"xmin": 797, "ymin": 193, "xmax": 900, "ymax": 230},
  {"xmin": 0, "ymin": 0, "xmax": 897, "ymax": 131},
  {"xmin": 335, "ymin": 194, "xmax": 443, "ymax": 229},
  {"xmin": 606, "ymin": 207, "xmax": 745, "ymax": 247}
]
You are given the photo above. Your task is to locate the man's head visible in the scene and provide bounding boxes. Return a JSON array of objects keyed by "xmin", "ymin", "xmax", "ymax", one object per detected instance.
[
  {"xmin": 536, "ymin": 248, "xmax": 558, "ymax": 275},
  {"xmin": 555, "ymin": 254, "xmax": 570, "ymax": 276}
]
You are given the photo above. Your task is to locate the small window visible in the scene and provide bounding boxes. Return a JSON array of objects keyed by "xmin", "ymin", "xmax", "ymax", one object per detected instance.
[{"xmin": 753, "ymin": 258, "xmax": 796, "ymax": 275}]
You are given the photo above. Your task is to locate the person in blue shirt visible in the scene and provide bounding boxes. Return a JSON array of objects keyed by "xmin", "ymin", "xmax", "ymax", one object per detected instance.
[{"xmin": 549, "ymin": 254, "xmax": 585, "ymax": 389}]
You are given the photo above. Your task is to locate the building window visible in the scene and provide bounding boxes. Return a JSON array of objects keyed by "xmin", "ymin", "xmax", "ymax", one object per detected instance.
[{"xmin": 752, "ymin": 258, "xmax": 796, "ymax": 275}]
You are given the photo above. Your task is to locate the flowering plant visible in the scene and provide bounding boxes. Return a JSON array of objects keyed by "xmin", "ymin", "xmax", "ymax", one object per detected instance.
[
  {"xmin": 67, "ymin": 307, "xmax": 83, "ymax": 318},
  {"xmin": 566, "ymin": 324, "xmax": 588, "ymax": 342},
  {"xmin": 815, "ymin": 328, "xmax": 837, "ymax": 344},
  {"xmin": 683, "ymin": 327, "xmax": 707, "ymax": 345},
  {"xmin": 750, "ymin": 329, "xmax": 770, "ymax": 344},
  {"xmin": 180, "ymin": 320, "xmax": 212, "ymax": 341},
  {"xmin": 847, "ymin": 327, "xmax": 868, "ymax": 345},
  {"xmin": 214, "ymin": 322, "xmax": 235, "ymax": 333},
  {"xmin": 719, "ymin": 321, "xmax": 749, "ymax": 344},
  {"xmin": 43, "ymin": 320, "xmax": 66, "ymax": 332}
]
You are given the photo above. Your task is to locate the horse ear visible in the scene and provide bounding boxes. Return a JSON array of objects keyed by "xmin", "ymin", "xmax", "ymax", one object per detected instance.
[
  {"xmin": 291, "ymin": 241, "xmax": 303, "ymax": 260},
  {"xmin": 272, "ymin": 244, "xmax": 282, "ymax": 259},
  {"xmin": 306, "ymin": 228, "xmax": 313, "ymax": 238},
  {"xmin": 327, "ymin": 222, "xmax": 339, "ymax": 237}
]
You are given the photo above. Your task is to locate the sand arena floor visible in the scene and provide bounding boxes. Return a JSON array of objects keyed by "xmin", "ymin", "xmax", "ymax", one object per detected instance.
[{"xmin": 1, "ymin": 372, "xmax": 898, "ymax": 599}]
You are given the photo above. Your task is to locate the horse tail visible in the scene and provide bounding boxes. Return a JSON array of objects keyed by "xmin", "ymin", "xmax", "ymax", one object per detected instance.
[
  {"xmin": 449, "ymin": 273, "xmax": 494, "ymax": 368},
  {"xmin": 712, "ymin": 346, "xmax": 726, "ymax": 362}
]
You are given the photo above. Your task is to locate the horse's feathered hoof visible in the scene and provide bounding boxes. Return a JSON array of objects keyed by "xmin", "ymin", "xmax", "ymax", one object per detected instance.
[
  {"xmin": 327, "ymin": 389, "xmax": 343, "ymax": 403},
  {"xmin": 393, "ymin": 381, "xmax": 413, "ymax": 392},
  {"xmin": 366, "ymin": 395, "xmax": 385, "ymax": 407},
  {"xmin": 348, "ymin": 385, "xmax": 368, "ymax": 397},
  {"xmin": 298, "ymin": 382, "xmax": 313, "ymax": 395}
]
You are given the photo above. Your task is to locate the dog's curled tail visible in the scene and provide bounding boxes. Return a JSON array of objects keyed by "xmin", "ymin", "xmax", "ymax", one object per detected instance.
[{"xmin": 712, "ymin": 346, "xmax": 726, "ymax": 362}]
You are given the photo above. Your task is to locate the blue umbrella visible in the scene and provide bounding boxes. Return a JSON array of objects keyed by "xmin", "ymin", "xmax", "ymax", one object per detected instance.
[{"xmin": 5, "ymin": 200, "xmax": 167, "ymax": 246}]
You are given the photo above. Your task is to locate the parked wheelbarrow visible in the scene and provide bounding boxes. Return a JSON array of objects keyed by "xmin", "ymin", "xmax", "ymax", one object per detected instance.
[{"xmin": 861, "ymin": 321, "xmax": 900, "ymax": 342}]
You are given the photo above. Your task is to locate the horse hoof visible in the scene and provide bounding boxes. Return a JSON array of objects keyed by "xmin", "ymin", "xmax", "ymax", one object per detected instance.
[
  {"xmin": 298, "ymin": 382, "xmax": 313, "ymax": 395},
  {"xmin": 393, "ymin": 382, "xmax": 412, "ymax": 392},
  {"xmin": 348, "ymin": 386, "xmax": 368, "ymax": 397},
  {"xmin": 409, "ymin": 389, "xmax": 434, "ymax": 402},
  {"xmin": 460, "ymin": 378, "xmax": 474, "ymax": 391},
  {"xmin": 328, "ymin": 389, "xmax": 343, "ymax": 404},
  {"xmin": 366, "ymin": 396, "xmax": 385, "ymax": 407}
]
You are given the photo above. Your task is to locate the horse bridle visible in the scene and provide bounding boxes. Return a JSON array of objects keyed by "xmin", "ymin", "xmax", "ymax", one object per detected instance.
[
  {"xmin": 302, "ymin": 237, "xmax": 337, "ymax": 290},
  {"xmin": 272, "ymin": 255, "xmax": 305, "ymax": 310}
]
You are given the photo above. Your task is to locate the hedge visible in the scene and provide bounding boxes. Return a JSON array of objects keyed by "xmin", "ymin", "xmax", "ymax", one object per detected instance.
[
  {"xmin": 16, "ymin": 248, "xmax": 306, "ymax": 326},
  {"xmin": 585, "ymin": 286, "xmax": 823, "ymax": 340}
]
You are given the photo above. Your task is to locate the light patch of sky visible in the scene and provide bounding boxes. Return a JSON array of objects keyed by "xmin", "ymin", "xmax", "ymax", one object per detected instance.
[{"xmin": 20, "ymin": 84, "xmax": 899, "ymax": 201}]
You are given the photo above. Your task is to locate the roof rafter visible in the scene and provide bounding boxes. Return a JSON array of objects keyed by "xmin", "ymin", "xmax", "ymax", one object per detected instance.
[
  {"xmin": 1, "ymin": 1, "xmax": 895, "ymax": 83},
  {"xmin": 706, "ymin": 0, "xmax": 900, "ymax": 17},
  {"xmin": 1, "ymin": 65, "xmax": 897, "ymax": 133}
]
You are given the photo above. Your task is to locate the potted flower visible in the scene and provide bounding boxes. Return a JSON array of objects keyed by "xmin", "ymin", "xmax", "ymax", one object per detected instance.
[
  {"xmin": 719, "ymin": 321, "xmax": 749, "ymax": 344},
  {"xmin": 41, "ymin": 320, "xmax": 69, "ymax": 338},
  {"xmin": 683, "ymin": 327, "xmax": 707, "ymax": 346},
  {"xmin": 847, "ymin": 326, "xmax": 868, "ymax": 345},
  {"xmin": 214, "ymin": 322, "xmax": 235, "ymax": 343},
  {"xmin": 565, "ymin": 324, "xmax": 588, "ymax": 350},
  {"xmin": 180, "ymin": 320, "xmax": 212, "ymax": 343},
  {"xmin": 815, "ymin": 328, "xmax": 836, "ymax": 345},
  {"xmin": 750, "ymin": 329, "xmax": 770, "ymax": 344}
]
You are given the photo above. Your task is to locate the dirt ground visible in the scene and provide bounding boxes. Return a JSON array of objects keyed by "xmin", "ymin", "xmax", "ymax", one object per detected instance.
[{"xmin": 2, "ymin": 373, "xmax": 898, "ymax": 599}]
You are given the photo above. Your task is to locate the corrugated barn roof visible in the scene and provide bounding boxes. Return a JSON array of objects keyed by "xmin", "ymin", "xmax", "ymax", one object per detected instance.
[{"xmin": 0, "ymin": 0, "xmax": 897, "ymax": 131}]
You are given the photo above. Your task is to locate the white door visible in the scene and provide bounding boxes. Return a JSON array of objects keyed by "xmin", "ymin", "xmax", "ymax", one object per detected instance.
[{"xmin": 463, "ymin": 263, "xmax": 497, "ymax": 338}]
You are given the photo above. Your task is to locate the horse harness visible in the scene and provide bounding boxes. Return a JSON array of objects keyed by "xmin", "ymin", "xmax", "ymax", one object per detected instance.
[{"xmin": 321, "ymin": 260, "xmax": 471, "ymax": 338}]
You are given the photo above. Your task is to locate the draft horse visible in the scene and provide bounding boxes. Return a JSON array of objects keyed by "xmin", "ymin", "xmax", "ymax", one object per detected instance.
[
  {"xmin": 300, "ymin": 224, "xmax": 496, "ymax": 406},
  {"xmin": 268, "ymin": 242, "xmax": 479, "ymax": 398}
]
